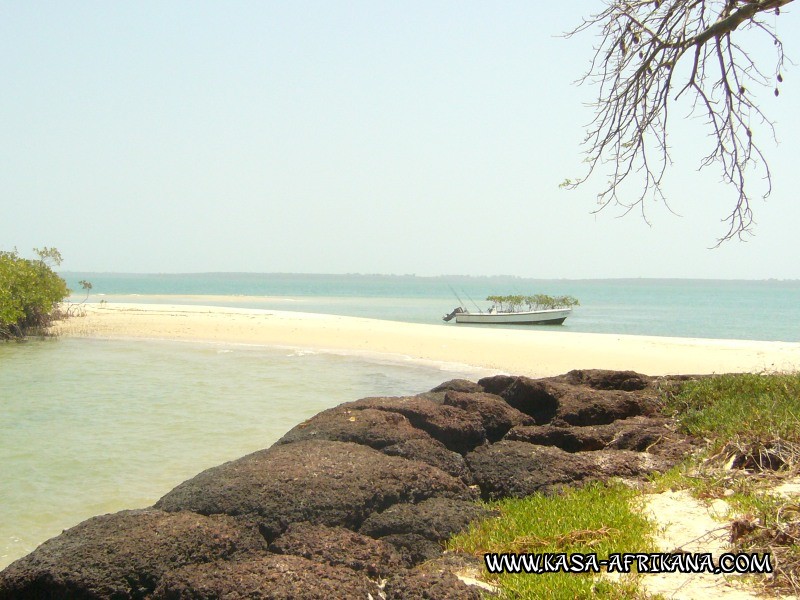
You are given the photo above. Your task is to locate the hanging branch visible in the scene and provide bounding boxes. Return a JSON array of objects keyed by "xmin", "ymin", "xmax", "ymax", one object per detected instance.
[{"xmin": 565, "ymin": 0, "xmax": 792, "ymax": 243}]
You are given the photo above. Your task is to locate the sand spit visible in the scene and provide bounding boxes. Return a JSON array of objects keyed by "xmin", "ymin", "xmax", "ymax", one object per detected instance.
[{"xmin": 57, "ymin": 302, "xmax": 800, "ymax": 377}]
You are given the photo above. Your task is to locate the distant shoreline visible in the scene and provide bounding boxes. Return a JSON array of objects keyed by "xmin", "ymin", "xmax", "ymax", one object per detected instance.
[
  {"xmin": 56, "ymin": 302, "xmax": 800, "ymax": 377},
  {"xmin": 59, "ymin": 271, "xmax": 800, "ymax": 282}
]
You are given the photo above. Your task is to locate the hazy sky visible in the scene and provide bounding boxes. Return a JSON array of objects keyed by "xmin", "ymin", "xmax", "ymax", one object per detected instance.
[{"xmin": 2, "ymin": 1, "xmax": 798, "ymax": 278}]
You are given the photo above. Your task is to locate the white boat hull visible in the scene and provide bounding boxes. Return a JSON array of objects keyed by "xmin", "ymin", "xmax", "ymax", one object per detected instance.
[{"xmin": 453, "ymin": 308, "xmax": 571, "ymax": 325}]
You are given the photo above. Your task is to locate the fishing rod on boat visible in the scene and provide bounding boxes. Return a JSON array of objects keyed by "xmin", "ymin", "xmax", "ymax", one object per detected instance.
[
  {"xmin": 463, "ymin": 290, "xmax": 483, "ymax": 313},
  {"xmin": 447, "ymin": 285, "xmax": 466, "ymax": 310}
]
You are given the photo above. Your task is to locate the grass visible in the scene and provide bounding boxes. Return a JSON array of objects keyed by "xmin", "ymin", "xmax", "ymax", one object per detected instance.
[
  {"xmin": 663, "ymin": 373, "xmax": 800, "ymax": 467},
  {"xmin": 446, "ymin": 481, "xmax": 656, "ymax": 599}
]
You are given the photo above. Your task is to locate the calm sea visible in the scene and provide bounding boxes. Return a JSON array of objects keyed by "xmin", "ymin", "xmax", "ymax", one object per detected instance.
[
  {"xmin": 63, "ymin": 272, "xmax": 800, "ymax": 341},
  {"xmin": 3, "ymin": 273, "xmax": 799, "ymax": 568}
]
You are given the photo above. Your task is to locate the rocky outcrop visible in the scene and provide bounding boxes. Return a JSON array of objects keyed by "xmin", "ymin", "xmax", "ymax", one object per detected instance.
[
  {"xmin": 152, "ymin": 555, "xmax": 381, "ymax": 600},
  {"xmin": 268, "ymin": 522, "xmax": 405, "ymax": 578},
  {"xmin": 0, "ymin": 369, "xmax": 697, "ymax": 599},
  {"xmin": 154, "ymin": 439, "xmax": 475, "ymax": 541},
  {"xmin": 0, "ymin": 510, "xmax": 267, "ymax": 600},
  {"xmin": 359, "ymin": 497, "xmax": 493, "ymax": 544},
  {"xmin": 466, "ymin": 441, "xmax": 668, "ymax": 499},
  {"xmin": 340, "ymin": 395, "xmax": 488, "ymax": 454}
]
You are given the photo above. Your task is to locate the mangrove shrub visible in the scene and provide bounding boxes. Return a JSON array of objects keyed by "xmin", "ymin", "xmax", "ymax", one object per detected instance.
[
  {"xmin": 0, "ymin": 247, "xmax": 70, "ymax": 339},
  {"xmin": 486, "ymin": 294, "xmax": 579, "ymax": 312}
]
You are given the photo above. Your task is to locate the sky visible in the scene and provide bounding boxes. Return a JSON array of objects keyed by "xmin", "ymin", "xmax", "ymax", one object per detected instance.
[{"xmin": 2, "ymin": 1, "xmax": 799, "ymax": 279}]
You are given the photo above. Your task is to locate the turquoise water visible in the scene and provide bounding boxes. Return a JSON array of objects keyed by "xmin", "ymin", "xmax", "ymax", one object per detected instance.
[
  {"xmin": 0, "ymin": 336, "xmax": 483, "ymax": 568},
  {"xmin": 63, "ymin": 273, "xmax": 800, "ymax": 341},
  {"xmin": 4, "ymin": 272, "xmax": 799, "ymax": 569}
]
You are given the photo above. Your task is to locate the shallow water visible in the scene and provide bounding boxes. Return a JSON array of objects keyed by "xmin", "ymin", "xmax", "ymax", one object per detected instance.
[{"xmin": 0, "ymin": 336, "xmax": 483, "ymax": 568}]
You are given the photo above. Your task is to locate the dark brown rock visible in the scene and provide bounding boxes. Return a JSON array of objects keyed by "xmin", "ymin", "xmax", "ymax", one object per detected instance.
[
  {"xmin": 152, "ymin": 554, "xmax": 380, "ymax": 600},
  {"xmin": 602, "ymin": 416, "xmax": 678, "ymax": 451},
  {"xmin": 562, "ymin": 369, "xmax": 651, "ymax": 391},
  {"xmin": 431, "ymin": 379, "xmax": 483, "ymax": 394},
  {"xmin": 477, "ymin": 375, "xmax": 560, "ymax": 423},
  {"xmin": 268, "ymin": 522, "xmax": 404, "ymax": 578},
  {"xmin": 466, "ymin": 441, "xmax": 667, "ymax": 500},
  {"xmin": 378, "ymin": 534, "xmax": 445, "ymax": 566},
  {"xmin": 592, "ymin": 449, "xmax": 669, "ymax": 478},
  {"xmin": 382, "ymin": 437, "xmax": 472, "ymax": 483},
  {"xmin": 359, "ymin": 497, "xmax": 492, "ymax": 542},
  {"xmin": 342, "ymin": 396, "xmax": 487, "ymax": 454},
  {"xmin": 550, "ymin": 385, "xmax": 648, "ymax": 426},
  {"xmin": 504, "ymin": 416, "xmax": 676, "ymax": 453},
  {"xmin": 0, "ymin": 509, "xmax": 266, "ymax": 600},
  {"xmin": 384, "ymin": 570, "xmax": 484, "ymax": 600},
  {"xmin": 505, "ymin": 423, "xmax": 610, "ymax": 452},
  {"xmin": 443, "ymin": 390, "xmax": 535, "ymax": 442},
  {"xmin": 479, "ymin": 374, "xmax": 657, "ymax": 426},
  {"xmin": 276, "ymin": 406, "xmax": 430, "ymax": 449},
  {"xmin": 155, "ymin": 440, "xmax": 475, "ymax": 541},
  {"xmin": 465, "ymin": 441, "xmax": 591, "ymax": 499}
]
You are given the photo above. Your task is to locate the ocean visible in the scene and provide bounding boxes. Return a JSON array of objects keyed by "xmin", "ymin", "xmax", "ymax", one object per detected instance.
[
  {"xmin": 3, "ymin": 273, "xmax": 799, "ymax": 568},
  {"xmin": 62, "ymin": 272, "xmax": 800, "ymax": 342}
]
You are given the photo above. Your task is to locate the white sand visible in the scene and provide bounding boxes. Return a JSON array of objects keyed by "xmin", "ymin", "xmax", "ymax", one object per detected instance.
[
  {"xmin": 57, "ymin": 302, "xmax": 800, "ymax": 377},
  {"xmin": 639, "ymin": 491, "xmax": 766, "ymax": 600}
]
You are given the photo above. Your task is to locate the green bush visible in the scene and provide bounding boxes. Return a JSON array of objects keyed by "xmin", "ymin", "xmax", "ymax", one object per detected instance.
[
  {"xmin": 0, "ymin": 247, "xmax": 70, "ymax": 339},
  {"xmin": 486, "ymin": 294, "xmax": 580, "ymax": 311}
]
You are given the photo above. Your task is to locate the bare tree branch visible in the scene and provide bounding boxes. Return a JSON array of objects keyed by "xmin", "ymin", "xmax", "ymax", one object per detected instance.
[{"xmin": 565, "ymin": 0, "xmax": 792, "ymax": 243}]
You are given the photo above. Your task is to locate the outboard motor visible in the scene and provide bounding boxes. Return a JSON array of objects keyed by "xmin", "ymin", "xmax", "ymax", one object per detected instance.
[{"xmin": 442, "ymin": 306, "xmax": 465, "ymax": 322}]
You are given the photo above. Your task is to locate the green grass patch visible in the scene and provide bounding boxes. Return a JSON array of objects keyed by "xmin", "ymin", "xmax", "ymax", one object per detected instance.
[
  {"xmin": 664, "ymin": 373, "xmax": 800, "ymax": 448},
  {"xmin": 447, "ymin": 481, "xmax": 656, "ymax": 599}
]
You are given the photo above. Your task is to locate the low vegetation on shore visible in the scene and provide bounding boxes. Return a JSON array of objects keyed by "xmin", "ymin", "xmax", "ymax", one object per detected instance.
[
  {"xmin": 485, "ymin": 294, "xmax": 580, "ymax": 312},
  {"xmin": 449, "ymin": 372, "xmax": 800, "ymax": 599},
  {"xmin": 448, "ymin": 481, "xmax": 653, "ymax": 598},
  {"xmin": 0, "ymin": 247, "xmax": 70, "ymax": 340}
]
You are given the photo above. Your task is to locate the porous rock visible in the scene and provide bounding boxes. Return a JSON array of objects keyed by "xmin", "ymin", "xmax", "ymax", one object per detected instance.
[
  {"xmin": 155, "ymin": 439, "xmax": 475, "ymax": 541},
  {"xmin": 548, "ymin": 384, "xmax": 648, "ymax": 426},
  {"xmin": 383, "ymin": 570, "xmax": 484, "ymax": 600},
  {"xmin": 466, "ymin": 441, "xmax": 668, "ymax": 499},
  {"xmin": 430, "ymin": 379, "xmax": 484, "ymax": 394},
  {"xmin": 505, "ymin": 422, "xmax": 610, "ymax": 451},
  {"xmin": 359, "ymin": 497, "xmax": 492, "ymax": 542},
  {"xmin": 0, "ymin": 509, "xmax": 266, "ymax": 600},
  {"xmin": 477, "ymin": 375, "xmax": 560, "ymax": 423},
  {"xmin": 342, "ymin": 396, "xmax": 487, "ymax": 454},
  {"xmin": 562, "ymin": 369, "xmax": 651, "ymax": 391},
  {"xmin": 276, "ymin": 406, "xmax": 430, "ymax": 449},
  {"xmin": 466, "ymin": 441, "xmax": 592, "ymax": 499},
  {"xmin": 505, "ymin": 415, "xmax": 675, "ymax": 453},
  {"xmin": 152, "ymin": 554, "xmax": 380, "ymax": 600},
  {"xmin": 443, "ymin": 390, "xmax": 535, "ymax": 442},
  {"xmin": 268, "ymin": 521, "xmax": 404, "ymax": 578},
  {"xmin": 382, "ymin": 437, "xmax": 472, "ymax": 483},
  {"xmin": 378, "ymin": 533, "xmax": 445, "ymax": 567}
]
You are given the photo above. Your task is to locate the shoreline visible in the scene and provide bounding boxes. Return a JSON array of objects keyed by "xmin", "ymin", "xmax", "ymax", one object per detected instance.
[{"xmin": 56, "ymin": 303, "xmax": 800, "ymax": 377}]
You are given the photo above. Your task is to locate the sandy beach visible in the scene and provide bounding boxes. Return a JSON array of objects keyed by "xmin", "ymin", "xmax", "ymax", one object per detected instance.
[{"xmin": 57, "ymin": 302, "xmax": 800, "ymax": 377}]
